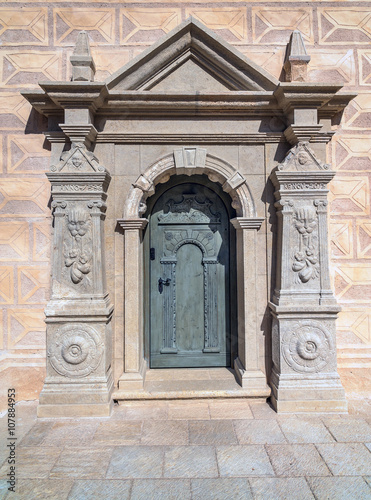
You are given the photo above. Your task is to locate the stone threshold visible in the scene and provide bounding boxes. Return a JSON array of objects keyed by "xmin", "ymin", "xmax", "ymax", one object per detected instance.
[{"xmin": 113, "ymin": 368, "xmax": 271, "ymax": 400}]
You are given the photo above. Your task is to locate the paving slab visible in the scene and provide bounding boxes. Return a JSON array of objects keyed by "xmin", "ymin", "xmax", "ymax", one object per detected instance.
[
  {"xmin": 50, "ymin": 447, "xmax": 113, "ymax": 479},
  {"xmin": 3, "ymin": 479, "xmax": 73, "ymax": 500},
  {"xmin": 131, "ymin": 479, "xmax": 191, "ymax": 500},
  {"xmin": 322, "ymin": 418, "xmax": 371, "ymax": 442},
  {"xmin": 0, "ymin": 446, "xmax": 62, "ymax": 479},
  {"xmin": 209, "ymin": 400, "xmax": 254, "ymax": 420},
  {"xmin": 93, "ymin": 421, "xmax": 142, "ymax": 446},
  {"xmin": 189, "ymin": 420, "xmax": 237, "ymax": 445},
  {"xmin": 68, "ymin": 479, "xmax": 132, "ymax": 499},
  {"xmin": 249, "ymin": 477, "xmax": 314, "ymax": 500},
  {"xmin": 141, "ymin": 420, "xmax": 189, "ymax": 445},
  {"xmin": 306, "ymin": 476, "xmax": 371, "ymax": 500},
  {"xmin": 216, "ymin": 445, "xmax": 274, "ymax": 477},
  {"xmin": 234, "ymin": 419, "xmax": 286, "ymax": 444},
  {"xmin": 168, "ymin": 401, "xmax": 210, "ymax": 420},
  {"xmin": 266, "ymin": 444, "xmax": 331, "ymax": 477},
  {"xmin": 18, "ymin": 421, "xmax": 54, "ymax": 447},
  {"xmin": 279, "ymin": 418, "xmax": 335, "ymax": 444},
  {"xmin": 107, "ymin": 446, "xmax": 164, "ymax": 479},
  {"xmin": 316, "ymin": 443, "xmax": 371, "ymax": 476},
  {"xmin": 191, "ymin": 478, "xmax": 253, "ymax": 499},
  {"xmin": 164, "ymin": 446, "xmax": 218, "ymax": 478}
]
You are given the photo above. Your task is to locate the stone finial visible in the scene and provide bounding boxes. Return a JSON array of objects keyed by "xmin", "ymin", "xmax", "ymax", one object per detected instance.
[
  {"xmin": 70, "ymin": 31, "xmax": 96, "ymax": 82},
  {"xmin": 284, "ymin": 30, "xmax": 310, "ymax": 82}
]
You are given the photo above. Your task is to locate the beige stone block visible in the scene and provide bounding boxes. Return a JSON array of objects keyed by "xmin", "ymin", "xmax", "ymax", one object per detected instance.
[
  {"xmin": 332, "ymin": 135, "xmax": 371, "ymax": 171},
  {"xmin": 356, "ymin": 219, "xmax": 371, "ymax": 258},
  {"xmin": 0, "ymin": 93, "xmax": 31, "ymax": 130},
  {"xmin": 114, "ymin": 144, "xmax": 140, "ymax": 176},
  {"xmin": 17, "ymin": 266, "xmax": 49, "ymax": 305},
  {"xmin": 0, "ymin": 8, "xmax": 48, "ymax": 46},
  {"xmin": 342, "ymin": 94, "xmax": 371, "ymax": 131},
  {"xmin": 252, "ymin": 7, "xmax": 313, "ymax": 45},
  {"xmin": 185, "ymin": 8, "xmax": 247, "ymax": 43},
  {"xmin": 359, "ymin": 49, "xmax": 371, "ymax": 86},
  {"xmin": 333, "ymin": 263, "xmax": 371, "ymax": 303},
  {"xmin": 120, "ymin": 8, "xmax": 181, "ymax": 45},
  {"xmin": 330, "ymin": 219, "xmax": 353, "ymax": 259},
  {"xmin": 308, "ymin": 49, "xmax": 355, "ymax": 86},
  {"xmin": 234, "ymin": 419, "xmax": 286, "ymax": 444},
  {"xmin": 0, "ymin": 266, "xmax": 13, "ymax": 305},
  {"xmin": 279, "ymin": 418, "xmax": 335, "ymax": 443},
  {"xmin": 318, "ymin": 8, "xmax": 371, "ymax": 45},
  {"xmin": 316, "ymin": 442, "xmax": 371, "ymax": 475},
  {"xmin": 7, "ymin": 308, "xmax": 45, "ymax": 349},
  {"xmin": 7, "ymin": 134, "xmax": 49, "ymax": 174},
  {"xmin": 54, "ymin": 8, "xmax": 115, "ymax": 45},
  {"xmin": 330, "ymin": 176, "xmax": 369, "ymax": 216},
  {"xmin": 0, "ymin": 51, "xmax": 61, "ymax": 87},
  {"xmin": 337, "ymin": 307, "xmax": 371, "ymax": 343},
  {"xmin": 0, "ymin": 179, "xmax": 50, "ymax": 217},
  {"xmin": 32, "ymin": 221, "xmax": 51, "ymax": 262}
]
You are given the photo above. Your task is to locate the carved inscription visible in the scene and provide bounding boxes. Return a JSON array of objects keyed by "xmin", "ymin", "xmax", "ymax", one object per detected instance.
[
  {"xmin": 59, "ymin": 184, "xmax": 101, "ymax": 192},
  {"xmin": 48, "ymin": 324, "xmax": 104, "ymax": 378},
  {"xmin": 292, "ymin": 207, "xmax": 319, "ymax": 283},
  {"xmin": 282, "ymin": 321, "xmax": 333, "ymax": 373},
  {"xmin": 283, "ymin": 182, "xmax": 326, "ymax": 190}
]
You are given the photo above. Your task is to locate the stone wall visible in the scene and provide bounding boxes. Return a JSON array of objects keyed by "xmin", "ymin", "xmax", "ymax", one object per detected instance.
[{"xmin": 0, "ymin": 1, "xmax": 370, "ymax": 411}]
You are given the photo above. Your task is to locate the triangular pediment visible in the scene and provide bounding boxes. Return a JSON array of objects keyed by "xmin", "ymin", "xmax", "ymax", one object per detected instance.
[{"xmin": 106, "ymin": 18, "xmax": 278, "ymax": 92}]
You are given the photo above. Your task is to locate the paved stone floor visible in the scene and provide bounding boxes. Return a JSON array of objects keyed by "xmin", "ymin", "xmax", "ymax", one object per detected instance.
[{"xmin": 1, "ymin": 395, "xmax": 371, "ymax": 499}]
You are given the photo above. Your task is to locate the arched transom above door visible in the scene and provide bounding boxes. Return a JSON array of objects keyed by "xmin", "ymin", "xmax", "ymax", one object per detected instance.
[{"xmin": 124, "ymin": 147, "xmax": 256, "ymax": 219}]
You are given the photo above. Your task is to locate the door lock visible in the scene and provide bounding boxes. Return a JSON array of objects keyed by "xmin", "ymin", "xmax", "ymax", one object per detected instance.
[{"xmin": 158, "ymin": 277, "xmax": 171, "ymax": 294}]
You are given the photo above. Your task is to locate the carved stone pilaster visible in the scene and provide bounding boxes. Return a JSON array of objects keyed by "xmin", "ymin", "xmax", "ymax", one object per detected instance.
[
  {"xmin": 38, "ymin": 144, "xmax": 114, "ymax": 418},
  {"xmin": 269, "ymin": 141, "xmax": 346, "ymax": 413}
]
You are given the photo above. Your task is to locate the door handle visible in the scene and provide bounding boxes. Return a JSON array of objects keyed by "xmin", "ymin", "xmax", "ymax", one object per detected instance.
[{"xmin": 158, "ymin": 277, "xmax": 171, "ymax": 294}]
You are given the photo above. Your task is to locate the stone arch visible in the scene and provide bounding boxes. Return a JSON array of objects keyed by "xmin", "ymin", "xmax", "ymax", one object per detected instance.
[{"xmin": 123, "ymin": 149, "xmax": 256, "ymax": 219}]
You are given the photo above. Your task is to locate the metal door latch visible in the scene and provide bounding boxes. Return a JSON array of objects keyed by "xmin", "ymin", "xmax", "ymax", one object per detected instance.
[{"xmin": 158, "ymin": 277, "xmax": 171, "ymax": 294}]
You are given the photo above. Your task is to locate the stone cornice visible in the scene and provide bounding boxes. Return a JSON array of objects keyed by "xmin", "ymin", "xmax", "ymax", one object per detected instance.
[{"xmin": 230, "ymin": 217, "xmax": 265, "ymax": 230}]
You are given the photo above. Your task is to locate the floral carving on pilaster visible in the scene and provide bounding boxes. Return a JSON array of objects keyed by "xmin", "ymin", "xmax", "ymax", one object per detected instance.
[
  {"xmin": 64, "ymin": 206, "xmax": 92, "ymax": 286},
  {"xmin": 292, "ymin": 206, "xmax": 319, "ymax": 283}
]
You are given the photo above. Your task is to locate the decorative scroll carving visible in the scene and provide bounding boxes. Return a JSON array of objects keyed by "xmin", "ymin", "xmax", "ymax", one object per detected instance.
[
  {"xmin": 50, "ymin": 144, "xmax": 105, "ymax": 173},
  {"xmin": 48, "ymin": 324, "xmax": 104, "ymax": 378},
  {"xmin": 158, "ymin": 195, "xmax": 221, "ymax": 224},
  {"xmin": 292, "ymin": 206, "xmax": 319, "ymax": 283},
  {"xmin": 282, "ymin": 321, "xmax": 333, "ymax": 373},
  {"xmin": 277, "ymin": 141, "xmax": 330, "ymax": 172},
  {"xmin": 64, "ymin": 207, "xmax": 92, "ymax": 285}
]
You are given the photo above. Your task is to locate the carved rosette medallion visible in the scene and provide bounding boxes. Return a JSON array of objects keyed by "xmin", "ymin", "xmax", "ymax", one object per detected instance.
[
  {"xmin": 48, "ymin": 324, "xmax": 104, "ymax": 377},
  {"xmin": 282, "ymin": 321, "xmax": 333, "ymax": 373}
]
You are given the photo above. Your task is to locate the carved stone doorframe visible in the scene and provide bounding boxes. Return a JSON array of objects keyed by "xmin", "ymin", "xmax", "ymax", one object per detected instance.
[
  {"xmin": 115, "ymin": 149, "xmax": 269, "ymax": 396},
  {"xmin": 21, "ymin": 19, "xmax": 356, "ymax": 416}
]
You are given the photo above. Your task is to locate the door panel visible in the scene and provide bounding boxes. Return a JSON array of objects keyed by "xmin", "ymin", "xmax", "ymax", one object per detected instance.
[{"xmin": 149, "ymin": 182, "xmax": 230, "ymax": 368}]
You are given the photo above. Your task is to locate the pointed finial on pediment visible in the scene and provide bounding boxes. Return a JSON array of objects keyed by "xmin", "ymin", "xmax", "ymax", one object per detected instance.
[
  {"xmin": 70, "ymin": 31, "xmax": 96, "ymax": 82},
  {"xmin": 284, "ymin": 30, "xmax": 311, "ymax": 82}
]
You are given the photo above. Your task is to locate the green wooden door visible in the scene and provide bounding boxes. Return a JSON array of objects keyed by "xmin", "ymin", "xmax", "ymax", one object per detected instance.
[{"xmin": 149, "ymin": 182, "xmax": 230, "ymax": 368}]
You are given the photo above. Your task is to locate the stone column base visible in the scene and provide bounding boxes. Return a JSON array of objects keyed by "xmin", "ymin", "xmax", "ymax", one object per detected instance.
[
  {"xmin": 234, "ymin": 358, "xmax": 271, "ymax": 397},
  {"xmin": 37, "ymin": 370, "xmax": 114, "ymax": 417},
  {"xmin": 270, "ymin": 369, "xmax": 347, "ymax": 413}
]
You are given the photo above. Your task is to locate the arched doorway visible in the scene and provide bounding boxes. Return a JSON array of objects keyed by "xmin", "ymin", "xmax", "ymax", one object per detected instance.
[{"xmin": 145, "ymin": 176, "xmax": 236, "ymax": 368}]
